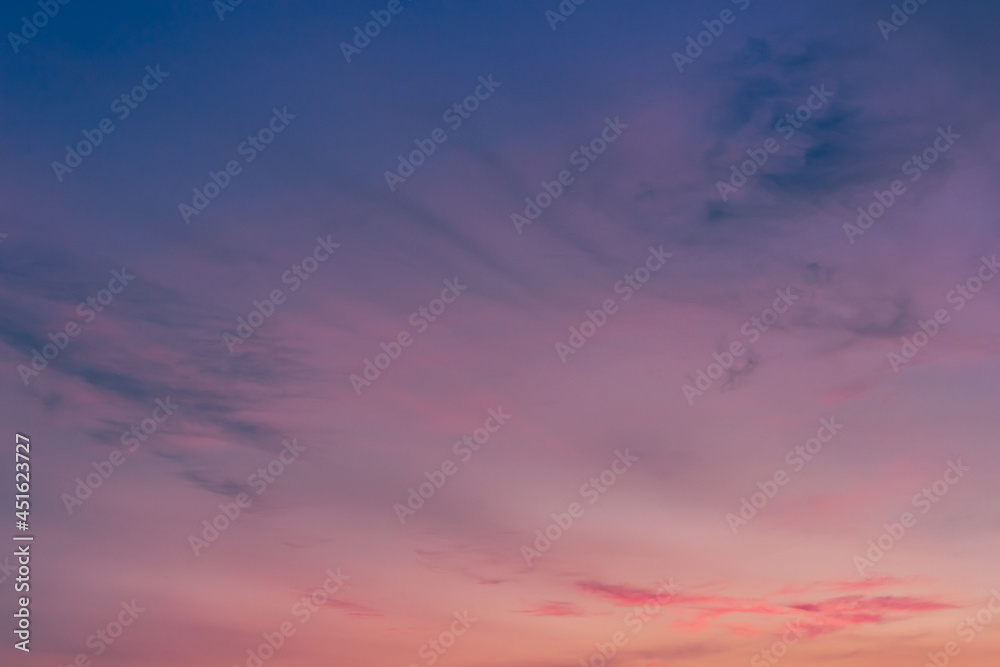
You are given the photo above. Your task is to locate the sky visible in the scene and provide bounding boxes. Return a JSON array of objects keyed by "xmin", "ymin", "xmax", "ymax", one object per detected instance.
[{"xmin": 2, "ymin": 0, "xmax": 1000, "ymax": 666}]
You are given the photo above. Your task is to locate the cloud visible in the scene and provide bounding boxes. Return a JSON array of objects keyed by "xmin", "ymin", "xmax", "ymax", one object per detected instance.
[
  {"xmin": 576, "ymin": 578, "xmax": 954, "ymax": 637},
  {"xmin": 575, "ymin": 580, "xmax": 675, "ymax": 606},
  {"xmin": 515, "ymin": 601, "xmax": 589, "ymax": 617},
  {"xmin": 789, "ymin": 594, "xmax": 957, "ymax": 637},
  {"xmin": 323, "ymin": 599, "xmax": 386, "ymax": 619}
]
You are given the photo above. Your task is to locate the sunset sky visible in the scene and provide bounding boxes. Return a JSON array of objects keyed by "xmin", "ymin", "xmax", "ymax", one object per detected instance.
[{"xmin": 2, "ymin": 0, "xmax": 1000, "ymax": 666}]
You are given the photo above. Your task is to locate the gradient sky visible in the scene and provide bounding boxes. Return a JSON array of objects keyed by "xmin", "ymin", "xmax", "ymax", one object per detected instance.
[{"xmin": 3, "ymin": 1, "xmax": 1000, "ymax": 666}]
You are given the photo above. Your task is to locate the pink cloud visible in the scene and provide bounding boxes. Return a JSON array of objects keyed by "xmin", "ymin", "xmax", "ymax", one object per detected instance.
[
  {"xmin": 323, "ymin": 599, "xmax": 386, "ymax": 619},
  {"xmin": 575, "ymin": 580, "xmax": 666, "ymax": 605},
  {"xmin": 789, "ymin": 594, "xmax": 957, "ymax": 636},
  {"xmin": 515, "ymin": 601, "xmax": 589, "ymax": 617},
  {"xmin": 575, "ymin": 579, "xmax": 955, "ymax": 637},
  {"xmin": 774, "ymin": 575, "xmax": 924, "ymax": 595}
]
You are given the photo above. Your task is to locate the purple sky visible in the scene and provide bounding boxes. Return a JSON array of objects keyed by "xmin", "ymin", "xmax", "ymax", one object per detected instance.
[{"xmin": 2, "ymin": 0, "xmax": 1000, "ymax": 666}]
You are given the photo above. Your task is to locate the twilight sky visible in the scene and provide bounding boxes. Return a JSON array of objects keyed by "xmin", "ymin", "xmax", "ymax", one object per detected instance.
[{"xmin": 3, "ymin": 1, "xmax": 1000, "ymax": 666}]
